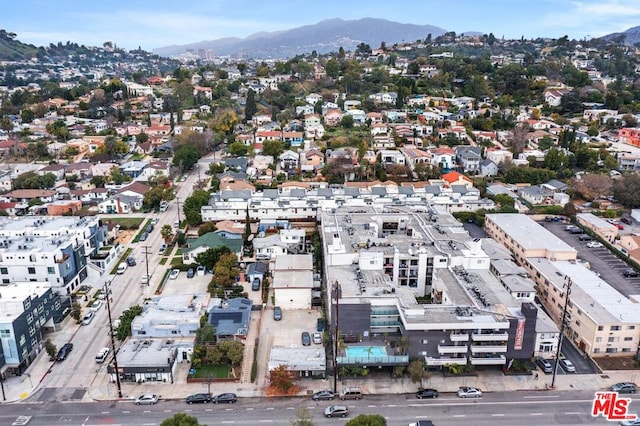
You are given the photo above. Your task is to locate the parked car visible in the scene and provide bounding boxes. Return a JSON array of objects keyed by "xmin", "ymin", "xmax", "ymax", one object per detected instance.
[
  {"xmin": 624, "ymin": 269, "xmax": 640, "ymax": 278},
  {"xmin": 169, "ymin": 269, "xmax": 180, "ymax": 280},
  {"xmin": 90, "ymin": 300, "xmax": 103, "ymax": 312},
  {"xmin": 134, "ymin": 394, "xmax": 159, "ymax": 405},
  {"xmin": 95, "ymin": 347, "xmax": 111, "ymax": 363},
  {"xmin": 317, "ymin": 318, "xmax": 324, "ymax": 332},
  {"xmin": 212, "ymin": 393, "xmax": 237, "ymax": 403},
  {"xmin": 56, "ymin": 343, "xmax": 73, "ymax": 361},
  {"xmin": 301, "ymin": 331, "xmax": 311, "ymax": 346},
  {"xmin": 139, "ymin": 233, "xmax": 148, "ymax": 242},
  {"xmin": 312, "ymin": 390, "xmax": 335, "ymax": 401},
  {"xmin": 611, "ymin": 382, "xmax": 637, "ymax": 394},
  {"xmin": 273, "ymin": 306, "xmax": 282, "ymax": 321},
  {"xmin": 620, "ymin": 418, "xmax": 640, "ymax": 426},
  {"xmin": 187, "ymin": 268, "xmax": 195, "ymax": 279},
  {"xmin": 536, "ymin": 357, "xmax": 553, "ymax": 373},
  {"xmin": 457, "ymin": 387, "xmax": 482, "ymax": 398},
  {"xmin": 81, "ymin": 311, "xmax": 95, "ymax": 325},
  {"xmin": 578, "ymin": 234, "xmax": 592, "ymax": 241},
  {"xmin": 256, "ymin": 253, "xmax": 270, "ymax": 261},
  {"xmin": 196, "ymin": 265, "xmax": 206, "ymax": 276},
  {"xmin": 416, "ymin": 388, "xmax": 439, "ymax": 399},
  {"xmin": 312, "ymin": 332, "xmax": 322, "ymax": 344},
  {"xmin": 126, "ymin": 256, "xmax": 136, "ymax": 266},
  {"xmin": 324, "ymin": 405, "xmax": 349, "ymax": 418},
  {"xmin": 251, "ymin": 278, "xmax": 260, "ymax": 291},
  {"xmin": 559, "ymin": 358, "xmax": 576, "ymax": 372},
  {"xmin": 150, "ymin": 218, "xmax": 159, "ymax": 226},
  {"xmin": 159, "ymin": 244, "xmax": 167, "ymax": 255},
  {"xmin": 586, "ymin": 241, "xmax": 603, "ymax": 248},
  {"xmin": 186, "ymin": 393, "xmax": 212, "ymax": 404}
]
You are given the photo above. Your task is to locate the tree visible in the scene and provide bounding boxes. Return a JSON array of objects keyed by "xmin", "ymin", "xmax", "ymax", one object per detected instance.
[
  {"xmin": 195, "ymin": 246, "xmax": 231, "ymax": 271},
  {"xmin": 44, "ymin": 338, "xmax": 57, "ymax": 360},
  {"xmin": 160, "ymin": 224, "xmax": 174, "ymax": 244},
  {"xmin": 613, "ymin": 173, "xmax": 640, "ymax": 208},
  {"xmin": 173, "ymin": 144, "xmax": 201, "ymax": 171},
  {"xmin": 160, "ymin": 413, "xmax": 204, "ymax": 426},
  {"xmin": 345, "ymin": 414, "xmax": 386, "ymax": 426},
  {"xmin": 407, "ymin": 359, "xmax": 427, "ymax": 385},
  {"xmin": 183, "ymin": 190, "xmax": 210, "ymax": 225},
  {"xmin": 269, "ymin": 364, "xmax": 296, "ymax": 394},
  {"xmin": 262, "ymin": 140, "xmax": 284, "ymax": 158},
  {"xmin": 571, "ymin": 173, "xmax": 612, "ymax": 201},
  {"xmin": 70, "ymin": 302, "xmax": 82, "ymax": 321},
  {"xmin": 244, "ymin": 89, "xmax": 257, "ymax": 122},
  {"xmin": 196, "ymin": 324, "xmax": 216, "ymax": 345},
  {"xmin": 198, "ymin": 221, "xmax": 218, "ymax": 236},
  {"xmin": 228, "ymin": 141, "xmax": 249, "ymax": 156}
]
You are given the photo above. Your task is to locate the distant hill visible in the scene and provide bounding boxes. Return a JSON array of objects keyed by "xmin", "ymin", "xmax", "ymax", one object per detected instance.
[
  {"xmin": 153, "ymin": 18, "xmax": 448, "ymax": 58},
  {"xmin": 0, "ymin": 30, "xmax": 38, "ymax": 60},
  {"xmin": 600, "ymin": 26, "xmax": 640, "ymax": 46}
]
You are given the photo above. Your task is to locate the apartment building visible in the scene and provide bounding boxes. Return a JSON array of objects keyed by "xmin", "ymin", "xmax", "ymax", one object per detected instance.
[
  {"xmin": 321, "ymin": 206, "xmax": 547, "ymax": 369},
  {"xmin": 484, "ymin": 213, "xmax": 640, "ymax": 357}
]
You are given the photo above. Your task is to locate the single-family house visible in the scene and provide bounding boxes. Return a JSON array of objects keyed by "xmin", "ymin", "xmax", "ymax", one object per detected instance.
[
  {"xmin": 479, "ymin": 159, "xmax": 499, "ymax": 177},
  {"xmin": 455, "ymin": 146, "xmax": 482, "ymax": 174},
  {"xmin": 182, "ymin": 232, "xmax": 243, "ymax": 264},
  {"xmin": 279, "ymin": 150, "xmax": 299, "ymax": 172}
]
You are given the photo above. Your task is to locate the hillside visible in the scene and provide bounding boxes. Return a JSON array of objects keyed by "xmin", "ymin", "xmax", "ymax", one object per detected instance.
[
  {"xmin": 153, "ymin": 18, "xmax": 447, "ymax": 58},
  {"xmin": 600, "ymin": 25, "xmax": 640, "ymax": 46},
  {"xmin": 0, "ymin": 30, "xmax": 38, "ymax": 60}
]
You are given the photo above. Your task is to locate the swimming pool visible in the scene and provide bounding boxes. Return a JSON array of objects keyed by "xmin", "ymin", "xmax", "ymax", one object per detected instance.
[{"xmin": 345, "ymin": 346, "xmax": 387, "ymax": 358}]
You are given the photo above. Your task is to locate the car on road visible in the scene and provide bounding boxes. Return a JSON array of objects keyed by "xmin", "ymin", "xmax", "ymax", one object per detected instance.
[
  {"xmin": 126, "ymin": 256, "xmax": 136, "ymax": 266},
  {"xmin": 134, "ymin": 394, "xmax": 159, "ymax": 405},
  {"xmin": 416, "ymin": 388, "xmax": 439, "ymax": 399},
  {"xmin": 150, "ymin": 218, "xmax": 159, "ymax": 226},
  {"xmin": 586, "ymin": 241, "xmax": 603, "ymax": 248},
  {"xmin": 81, "ymin": 311, "xmax": 95, "ymax": 325},
  {"xmin": 212, "ymin": 393, "xmax": 237, "ymax": 403},
  {"xmin": 457, "ymin": 387, "xmax": 482, "ymax": 398},
  {"xmin": 187, "ymin": 268, "xmax": 195, "ymax": 279},
  {"xmin": 620, "ymin": 418, "xmax": 640, "ymax": 426},
  {"xmin": 141, "ymin": 274, "xmax": 150, "ymax": 284},
  {"xmin": 251, "ymin": 278, "xmax": 260, "ymax": 291},
  {"xmin": 559, "ymin": 358, "xmax": 576, "ymax": 372},
  {"xmin": 186, "ymin": 393, "xmax": 212, "ymax": 404},
  {"xmin": 56, "ymin": 343, "xmax": 73, "ymax": 361},
  {"xmin": 159, "ymin": 243, "xmax": 167, "ymax": 255},
  {"xmin": 312, "ymin": 390, "xmax": 336, "ymax": 401},
  {"xmin": 623, "ymin": 268, "xmax": 640, "ymax": 278},
  {"xmin": 610, "ymin": 382, "xmax": 637, "ymax": 394},
  {"xmin": 312, "ymin": 332, "xmax": 322, "ymax": 344},
  {"xmin": 536, "ymin": 357, "xmax": 553, "ymax": 373},
  {"xmin": 273, "ymin": 306, "xmax": 282, "ymax": 321},
  {"xmin": 95, "ymin": 347, "xmax": 110, "ymax": 363},
  {"xmin": 139, "ymin": 232, "xmax": 148, "ymax": 242},
  {"xmin": 90, "ymin": 300, "xmax": 103, "ymax": 312},
  {"xmin": 169, "ymin": 269, "xmax": 180, "ymax": 280},
  {"xmin": 301, "ymin": 331, "xmax": 311, "ymax": 346},
  {"xmin": 324, "ymin": 405, "xmax": 349, "ymax": 418}
]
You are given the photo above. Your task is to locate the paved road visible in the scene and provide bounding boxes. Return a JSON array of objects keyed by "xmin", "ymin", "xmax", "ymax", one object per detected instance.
[{"xmin": 0, "ymin": 390, "xmax": 615, "ymax": 425}]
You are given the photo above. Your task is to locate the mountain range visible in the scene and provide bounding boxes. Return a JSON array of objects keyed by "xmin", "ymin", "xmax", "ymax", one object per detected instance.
[
  {"xmin": 153, "ymin": 18, "xmax": 451, "ymax": 59},
  {"xmin": 600, "ymin": 25, "xmax": 640, "ymax": 46}
]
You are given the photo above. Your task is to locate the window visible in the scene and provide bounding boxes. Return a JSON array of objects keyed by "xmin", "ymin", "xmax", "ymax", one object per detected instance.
[
  {"xmin": 608, "ymin": 336, "xmax": 619, "ymax": 343},
  {"xmin": 611, "ymin": 326, "xmax": 621, "ymax": 331},
  {"xmin": 623, "ymin": 348, "xmax": 632, "ymax": 352},
  {"xmin": 0, "ymin": 267, "xmax": 6, "ymax": 275},
  {"xmin": 598, "ymin": 326, "xmax": 604, "ymax": 331},
  {"xmin": 595, "ymin": 337, "xmax": 602, "ymax": 343},
  {"xmin": 0, "ymin": 329, "xmax": 10, "ymax": 337},
  {"xmin": 624, "ymin": 337, "xmax": 633, "ymax": 341},
  {"xmin": 47, "ymin": 267, "xmax": 55, "ymax": 274},
  {"xmin": 628, "ymin": 326, "xmax": 636, "ymax": 330},
  {"xmin": 593, "ymin": 348, "xmax": 601, "ymax": 353},
  {"xmin": 606, "ymin": 348, "xmax": 618, "ymax": 353},
  {"xmin": 27, "ymin": 267, "xmax": 35, "ymax": 274}
]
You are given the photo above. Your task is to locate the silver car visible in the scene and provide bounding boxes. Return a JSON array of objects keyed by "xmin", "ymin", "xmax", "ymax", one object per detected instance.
[{"xmin": 134, "ymin": 394, "xmax": 159, "ymax": 405}]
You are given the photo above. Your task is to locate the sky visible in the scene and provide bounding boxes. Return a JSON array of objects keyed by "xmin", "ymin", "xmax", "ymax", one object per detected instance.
[{"xmin": 4, "ymin": 0, "xmax": 640, "ymax": 51}]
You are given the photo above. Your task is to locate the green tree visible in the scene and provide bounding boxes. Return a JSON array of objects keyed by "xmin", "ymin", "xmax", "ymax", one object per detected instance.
[
  {"xmin": 244, "ymin": 89, "xmax": 257, "ymax": 122},
  {"xmin": 108, "ymin": 166, "xmax": 131, "ymax": 185},
  {"xmin": 228, "ymin": 141, "xmax": 249, "ymax": 156},
  {"xmin": 173, "ymin": 144, "xmax": 201, "ymax": 171},
  {"xmin": 195, "ymin": 246, "xmax": 231, "ymax": 271},
  {"xmin": 183, "ymin": 190, "xmax": 210, "ymax": 225},
  {"xmin": 196, "ymin": 324, "xmax": 216, "ymax": 345},
  {"xmin": 160, "ymin": 224, "xmax": 174, "ymax": 244},
  {"xmin": 116, "ymin": 305, "xmax": 144, "ymax": 341},
  {"xmin": 218, "ymin": 340, "xmax": 244, "ymax": 366},
  {"xmin": 345, "ymin": 414, "xmax": 386, "ymax": 426},
  {"xmin": 262, "ymin": 140, "xmax": 284, "ymax": 158},
  {"xmin": 70, "ymin": 302, "xmax": 82, "ymax": 321},
  {"xmin": 44, "ymin": 338, "xmax": 57, "ymax": 360},
  {"xmin": 613, "ymin": 173, "xmax": 640, "ymax": 208},
  {"xmin": 407, "ymin": 359, "xmax": 426, "ymax": 385},
  {"xmin": 198, "ymin": 221, "xmax": 218, "ymax": 236},
  {"xmin": 160, "ymin": 413, "xmax": 204, "ymax": 426}
]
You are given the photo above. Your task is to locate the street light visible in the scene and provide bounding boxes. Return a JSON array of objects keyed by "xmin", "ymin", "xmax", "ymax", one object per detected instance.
[{"xmin": 105, "ymin": 280, "xmax": 122, "ymax": 398}]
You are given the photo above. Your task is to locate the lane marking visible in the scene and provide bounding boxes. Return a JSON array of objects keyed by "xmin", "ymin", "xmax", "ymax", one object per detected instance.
[
  {"xmin": 492, "ymin": 414, "xmax": 505, "ymax": 417},
  {"xmin": 530, "ymin": 413, "xmax": 543, "ymax": 416},
  {"xmin": 565, "ymin": 412, "xmax": 581, "ymax": 415},
  {"xmin": 523, "ymin": 395, "xmax": 559, "ymax": 399}
]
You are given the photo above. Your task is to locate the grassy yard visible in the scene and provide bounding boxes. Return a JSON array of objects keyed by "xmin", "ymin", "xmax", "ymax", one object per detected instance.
[
  {"xmin": 107, "ymin": 217, "xmax": 145, "ymax": 230},
  {"xmin": 159, "ymin": 258, "xmax": 168, "ymax": 265},
  {"xmin": 193, "ymin": 364, "xmax": 231, "ymax": 379},
  {"xmin": 170, "ymin": 257, "xmax": 183, "ymax": 266}
]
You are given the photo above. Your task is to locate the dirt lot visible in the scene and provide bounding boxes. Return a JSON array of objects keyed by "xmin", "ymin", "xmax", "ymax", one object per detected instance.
[
  {"xmin": 115, "ymin": 230, "xmax": 136, "ymax": 244},
  {"xmin": 596, "ymin": 356, "xmax": 640, "ymax": 370}
]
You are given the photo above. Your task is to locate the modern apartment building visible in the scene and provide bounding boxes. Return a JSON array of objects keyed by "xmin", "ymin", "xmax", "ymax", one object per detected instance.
[
  {"xmin": 484, "ymin": 213, "xmax": 640, "ymax": 357},
  {"xmin": 320, "ymin": 205, "xmax": 549, "ymax": 369}
]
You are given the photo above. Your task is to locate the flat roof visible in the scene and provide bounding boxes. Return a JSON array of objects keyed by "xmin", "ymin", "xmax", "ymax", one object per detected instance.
[
  {"xmin": 268, "ymin": 346, "xmax": 326, "ymax": 371},
  {"xmin": 117, "ymin": 337, "xmax": 193, "ymax": 367},
  {"xmin": 272, "ymin": 270, "xmax": 314, "ymax": 289},
  {"xmin": 273, "ymin": 254, "xmax": 313, "ymax": 270},
  {"xmin": 0, "ymin": 281, "xmax": 50, "ymax": 321}
]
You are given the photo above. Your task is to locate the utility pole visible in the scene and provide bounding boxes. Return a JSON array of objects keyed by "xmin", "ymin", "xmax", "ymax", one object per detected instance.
[
  {"xmin": 143, "ymin": 246, "xmax": 150, "ymax": 285},
  {"xmin": 551, "ymin": 276, "xmax": 573, "ymax": 390},
  {"xmin": 333, "ymin": 281, "xmax": 341, "ymax": 394},
  {"xmin": 105, "ymin": 280, "xmax": 122, "ymax": 398},
  {"xmin": 175, "ymin": 197, "xmax": 181, "ymax": 226}
]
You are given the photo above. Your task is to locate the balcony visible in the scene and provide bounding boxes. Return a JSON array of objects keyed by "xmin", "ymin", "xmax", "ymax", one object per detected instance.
[
  {"xmin": 371, "ymin": 309, "xmax": 399, "ymax": 317},
  {"xmin": 370, "ymin": 320, "xmax": 401, "ymax": 328},
  {"xmin": 438, "ymin": 344, "xmax": 468, "ymax": 354},
  {"xmin": 470, "ymin": 355, "xmax": 506, "ymax": 365},
  {"xmin": 470, "ymin": 344, "xmax": 507, "ymax": 353},
  {"xmin": 471, "ymin": 332, "xmax": 509, "ymax": 342},
  {"xmin": 450, "ymin": 332, "xmax": 469, "ymax": 342},
  {"xmin": 425, "ymin": 356, "xmax": 467, "ymax": 366},
  {"xmin": 55, "ymin": 254, "xmax": 69, "ymax": 264}
]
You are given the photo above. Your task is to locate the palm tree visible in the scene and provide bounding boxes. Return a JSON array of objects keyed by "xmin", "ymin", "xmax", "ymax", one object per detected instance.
[{"xmin": 160, "ymin": 224, "xmax": 174, "ymax": 244}]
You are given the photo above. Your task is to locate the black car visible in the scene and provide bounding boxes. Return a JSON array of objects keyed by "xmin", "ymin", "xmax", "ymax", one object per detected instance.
[
  {"xmin": 186, "ymin": 393, "xmax": 212, "ymax": 404},
  {"xmin": 56, "ymin": 343, "xmax": 74, "ymax": 361},
  {"xmin": 624, "ymin": 269, "xmax": 640, "ymax": 278},
  {"xmin": 416, "ymin": 388, "xmax": 439, "ymax": 399},
  {"xmin": 212, "ymin": 393, "xmax": 237, "ymax": 403},
  {"xmin": 301, "ymin": 331, "xmax": 311, "ymax": 346},
  {"xmin": 139, "ymin": 233, "xmax": 148, "ymax": 242},
  {"xmin": 312, "ymin": 390, "xmax": 336, "ymax": 401},
  {"xmin": 126, "ymin": 256, "xmax": 136, "ymax": 266}
]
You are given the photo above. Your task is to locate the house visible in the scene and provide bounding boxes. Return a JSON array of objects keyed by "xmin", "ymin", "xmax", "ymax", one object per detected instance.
[
  {"xmin": 246, "ymin": 262, "xmax": 267, "ymax": 285},
  {"xmin": 323, "ymin": 109, "xmax": 343, "ymax": 127},
  {"xmin": 279, "ymin": 150, "xmax": 299, "ymax": 172},
  {"xmin": 295, "ymin": 105, "xmax": 314, "ymax": 116},
  {"xmin": 429, "ymin": 147, "xmax": 456, "ymax": 171},
  {"xmin": 271, "ymin": 254, "xmax": 314, "ymax": 310},
  {"xmin": 97, "ymin": 182, "xmax": 150, "ymax": 214},
  {"xmin": 301, "ymin": 149, "xmax": 325, "ymax": 172},
  {"xmin": 519, "ymin": 185, "xmax": 553, "ymax": 205},
  {"xmin": 46, "ymin": 200, "xmax": 82, "ymax": 216},
  {"xmin": 208, "ymin": 297, "xmax": 252, "ymax": 341},
  {"xmin": 37, "ymin": 164, "xmax": 66, "ymax": 181},
  {"xmin": 379, "ymin": 150, "xmax": 406, "ymax": 166},
  {"xmin": 305, "ymin": 93, "xmax": 322, "ymax": 105},
  {"xmin": 3, "ymin": 189, "xmax": 57, "ymax": 203},
  {"xmin": 401, "ymin": 146, "xmax": 431, "ymax": 169},
  {"xmin": 441, "ymin": 170, "xmax": 473, "ymax": 188},
  {"xmin": 479, "ymin": 158, "xmax": 499, "ymax": 177},
  {"xmin": 282, "ymin": 131, "xmax": 304, "ymax": 147},
  {"xmin": 181, "ymin": 232, "xmax": 243, "ymax": 264},
  {"xmin": 212, "ymin": 220, "xmax": 246, "ymax": 239},
  {"xmin": 455, "ymin": 146, "xmax": 482, "ymax": 174},
  {"xmin": 253, "ymin": 234, "xmax": 290, "ymax": 259}
]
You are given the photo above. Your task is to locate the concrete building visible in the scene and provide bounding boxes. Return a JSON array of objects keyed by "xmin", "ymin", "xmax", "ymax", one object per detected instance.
[
  {"xmin": 268, "ymin": 346, "xmax": 326, "ymax": 378},
  {"xmin": 131, "ymin": 293, "xmax": 210, "ymax": 338},
  {"xmin": 272, "ymin": 254, "xmax": 314, "ymax": 310}
]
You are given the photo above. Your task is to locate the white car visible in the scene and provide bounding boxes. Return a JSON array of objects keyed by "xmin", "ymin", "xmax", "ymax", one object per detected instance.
[
  {"xmin": 312, "ymin": 332, "xmax": 322, "ymax": 344},
  {"xmin": 141, "ymin": 274, "xmax": 150, "ymax": 284},
  {"xmin": 90, "ymin": 300, "xmax": 103, "ymax": 312},
  {"xmin": 81, "ymin": 311, "xmax": 95, "ymax": 326},
  {"xmin": 95, "ymin": 347, "xmax": 110, "ymax": 363},
  {"xmin": 196, "ymin": 265, "xmax": 206, "ymax": 276},
  {"xmin": 169, "ymin": 269, "xmax": 180, "ymax": 280},
  {"xmin": 559, "ymin": 358, "xmax": 576, "ymax": 372},
  {"xmin": 134, "ymin": 394, "xmax": 160, "ymax": 405},
  {"xmin": 586, "ymin": 241, "xmax": 603, "ymax": 248},
  {"xmin": 457, "ymin": 387, "xmax": 482, "ymax": 398}
]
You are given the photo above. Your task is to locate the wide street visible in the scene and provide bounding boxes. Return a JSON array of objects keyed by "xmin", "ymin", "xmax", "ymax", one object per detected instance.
[{"xmin": 0, "ymin": 390, "xmax": 616, "ymax": 425}]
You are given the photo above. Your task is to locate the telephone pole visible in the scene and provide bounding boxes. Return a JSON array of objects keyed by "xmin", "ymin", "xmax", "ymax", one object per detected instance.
[
  {"xmin": 333, "ymin": 281, "xmax": 341, "ymax": 394},
  {"xmin": 105, "ymin": 280, "xmax": 122, "ymax": 398},
  {"xmin": 143, "ymin": 246, "xmax": 150, "ymax": 285},
  {"xmin": 175, "ymin": 198, "xmax": 181, "ymax": 226},
  {"xmin": 551, "ymin": 276, "xmax": 573, "ymax": 390}
]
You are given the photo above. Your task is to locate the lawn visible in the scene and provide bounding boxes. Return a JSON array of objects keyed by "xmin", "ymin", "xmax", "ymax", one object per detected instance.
[
  {"xmin": 107, "ymin": 217, "xmax": 145, "ymax": 230},
  {"xmin": 159, "ymin": 258, "xmax": 168, "ymax": 265},
  {"xmin": 170, "ymin": 257, "xmax": 183, "ymax": 266},
  {"xmin": 192, "ymin": 364, "xmax": 231, "ymax": 379}
]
